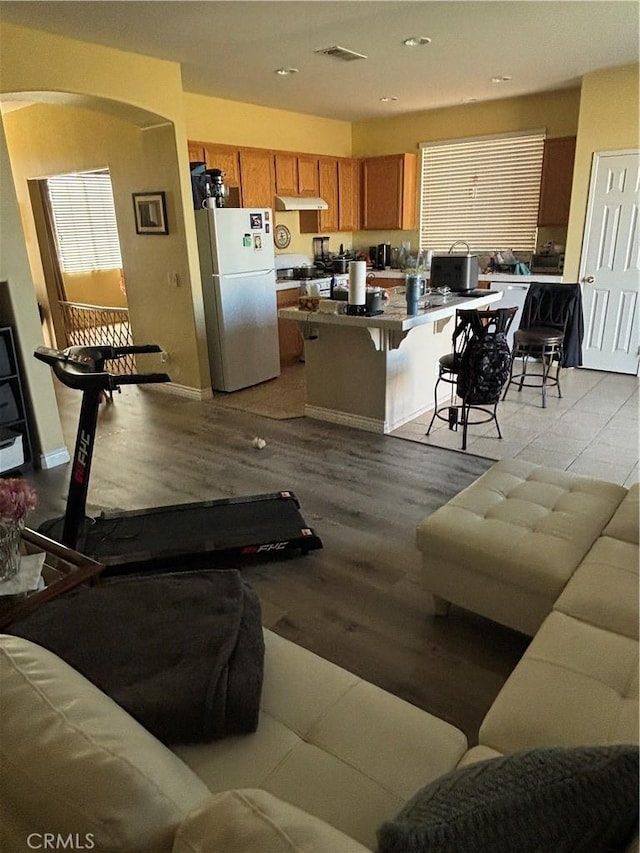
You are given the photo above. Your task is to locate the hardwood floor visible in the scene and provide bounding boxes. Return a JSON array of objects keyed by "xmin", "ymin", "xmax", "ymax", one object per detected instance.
[{"xmin": 26, "ymin": 384, "xmax": 530, "ymax": 744}]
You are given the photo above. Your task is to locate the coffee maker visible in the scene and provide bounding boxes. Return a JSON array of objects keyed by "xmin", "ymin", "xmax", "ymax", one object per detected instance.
[
  {"xmin": 205, "ymin": 169, "xmax": 228, "ymax": 208},
  {"xmin": 313, "ymin": 236, "xmax": 330, "ymax": 266}
]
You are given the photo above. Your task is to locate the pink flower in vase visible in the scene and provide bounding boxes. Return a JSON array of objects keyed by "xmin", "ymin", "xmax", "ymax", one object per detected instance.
[{"xmin": 0, "ymin": 478, "xmax": 38, "ymax": 524}]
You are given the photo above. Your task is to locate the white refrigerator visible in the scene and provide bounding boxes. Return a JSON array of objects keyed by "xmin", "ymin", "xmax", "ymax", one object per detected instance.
[{"xmin": 195, "ymin": 207, "xmax": 280, "ymax": 392}]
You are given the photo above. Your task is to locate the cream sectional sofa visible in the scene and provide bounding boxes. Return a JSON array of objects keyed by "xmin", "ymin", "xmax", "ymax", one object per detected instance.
[{"xmin": 1, "ymin": 460, "xmax": 638, "ymax": 852}]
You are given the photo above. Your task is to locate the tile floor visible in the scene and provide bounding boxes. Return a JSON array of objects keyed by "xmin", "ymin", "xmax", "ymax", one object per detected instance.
[{"xmin": 391, "ymin": 367, "xmax": 639, "ymax": 488}]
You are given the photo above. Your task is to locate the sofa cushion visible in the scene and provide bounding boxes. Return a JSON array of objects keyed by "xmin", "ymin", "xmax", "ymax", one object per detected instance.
[
  {"xmin": 554, "ymin": 536, "xmax": 639, "ymax": 639},
  {"xmin": 172, "ymin": 789, "xmax": 371, "ymax": 852},
  {"xmin": 604, "ymin": 483, "xmax": 639, "ymax": 544},
  {"xmin": 416, "ymin": 459, "xmax": 627, "ymax": 634},
  {"xmin": 479, "ymin": 612, "xmax": 639, "ymax": 754},
  {"xmin": 377, "ymin": 745, "xmax": 639, "ymax": 853},
  {"xmin": 0, "ymin": 634, "xmax": 210, "ymax": 853},
  {"xmin": 174, "ymin": 629, "xmax": 467, "ymax": 850}
]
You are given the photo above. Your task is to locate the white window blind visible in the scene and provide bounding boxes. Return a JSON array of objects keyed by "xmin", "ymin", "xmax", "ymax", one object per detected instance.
[
  {"xmin": 47, "ymin": 172, "xmax": 123, "ymax": 273},
  {"xmin": 419, "ymin": 131, "xmax": 545, "ymax": 253}
]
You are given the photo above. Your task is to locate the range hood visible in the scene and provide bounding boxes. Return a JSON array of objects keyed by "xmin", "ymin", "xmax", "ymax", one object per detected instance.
[{"xmin": 275, "ymin": 195, "xmax": 328, "ymax": 211}]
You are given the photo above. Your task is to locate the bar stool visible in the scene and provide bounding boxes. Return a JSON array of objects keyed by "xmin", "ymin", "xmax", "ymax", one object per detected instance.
[
  {"xmin": 503, "ymin": 282, "xmax": 581, "ymax": 408},
  {"xmin": 426, "ymin": 306, "xmax": 517, "ymax": 448}
]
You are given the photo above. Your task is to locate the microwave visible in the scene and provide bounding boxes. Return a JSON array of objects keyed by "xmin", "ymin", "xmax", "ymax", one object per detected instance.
[{"xmin": 531, "ymin": 253, "xmax": 564, "ymax": 274}]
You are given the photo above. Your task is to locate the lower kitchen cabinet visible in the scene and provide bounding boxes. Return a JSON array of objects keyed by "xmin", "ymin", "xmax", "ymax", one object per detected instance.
[{"xmin": 276, "ymin": 289, "xmax": 304, "ymax": 367}]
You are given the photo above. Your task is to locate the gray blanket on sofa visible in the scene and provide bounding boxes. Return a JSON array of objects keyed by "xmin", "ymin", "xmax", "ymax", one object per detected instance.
[{"xmin": 9, "ymin": 569, "xmax": 264, "ymax": 745}]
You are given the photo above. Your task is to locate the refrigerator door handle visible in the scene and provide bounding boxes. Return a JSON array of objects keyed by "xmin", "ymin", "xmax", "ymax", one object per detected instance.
[{"xmin": 217, "ymin": 269, "xmax": 275, "ymax": 280}]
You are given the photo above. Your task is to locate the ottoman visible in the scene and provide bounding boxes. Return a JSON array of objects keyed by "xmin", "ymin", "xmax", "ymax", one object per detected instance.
[{"xmin": 415, "ymin": 459, "xmax": 628, "ymax": 635}]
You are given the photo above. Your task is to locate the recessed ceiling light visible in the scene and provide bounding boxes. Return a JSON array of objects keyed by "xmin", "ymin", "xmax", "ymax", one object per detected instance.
[
  {"xmin": 403, "ymin": 36, "xmax": 432, "ymax": 47},
  {"xmin": 490, "ymin": 75, "xmax": 512, "ymax": 84},
  {"xmin": 380, "ymin": 96, "xmax": 399, "ymax": 102},
  {"xmin": 461, "ymin": 97, "xmax": 478, "ymax": 103},
  {"xmin": 275, "ymin": 67, "xmax": 299, "ymax": 76}
]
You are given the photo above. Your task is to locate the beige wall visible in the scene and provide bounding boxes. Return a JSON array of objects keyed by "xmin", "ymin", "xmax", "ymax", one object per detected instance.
[
  {"xmin": 0, "ymin": 118, "xmax": 67, "ymax": 466},
  {"xmin": 564, "ymin": 63, "xmax": 640, "ymax": 280}
]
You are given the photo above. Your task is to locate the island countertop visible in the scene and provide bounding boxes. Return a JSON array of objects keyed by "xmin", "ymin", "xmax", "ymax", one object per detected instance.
[{"xmin": 278, "ymin": 289, "xmax": 503, "ymax": 333}]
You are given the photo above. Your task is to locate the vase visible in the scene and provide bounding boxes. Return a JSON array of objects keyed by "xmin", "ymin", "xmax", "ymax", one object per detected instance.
[{"xmin": 0, "ymin": 519, "xmax": 22, "ymax": 582}]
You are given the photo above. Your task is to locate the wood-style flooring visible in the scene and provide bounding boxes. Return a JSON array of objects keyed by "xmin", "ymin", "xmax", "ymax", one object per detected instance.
[{"xmin": 26, "ymin": 385, "xmax": 531, "ymax": 744}]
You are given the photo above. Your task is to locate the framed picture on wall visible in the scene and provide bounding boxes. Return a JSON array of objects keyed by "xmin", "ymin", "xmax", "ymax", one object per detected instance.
[{"xmin": 132, "ymin": 191, "xmax": 168, "ymax": 235}]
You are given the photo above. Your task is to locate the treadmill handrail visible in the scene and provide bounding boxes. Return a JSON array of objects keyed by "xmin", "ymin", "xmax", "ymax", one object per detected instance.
[{"xmin": 34, "ymin": 345, "xmax": 171, "ymax": 391}]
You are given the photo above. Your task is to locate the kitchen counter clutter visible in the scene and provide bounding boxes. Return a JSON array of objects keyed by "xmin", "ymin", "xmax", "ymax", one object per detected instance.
[{"xmin": 278, "ymin": 289, "xmax": 502, "ymax": 434}]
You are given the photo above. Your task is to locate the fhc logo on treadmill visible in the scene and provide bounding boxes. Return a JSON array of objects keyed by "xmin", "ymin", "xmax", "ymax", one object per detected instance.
[
  {"xmin": 72, "ymin": 430, "xmax": 91, "ymax": 484},
  {"xmin": 241, "ymin": 541, "xmax": 290, "ymax": 554}
]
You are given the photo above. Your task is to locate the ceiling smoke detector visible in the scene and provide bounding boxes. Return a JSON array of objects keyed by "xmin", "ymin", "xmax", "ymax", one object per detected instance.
[
  {"xmin": 314, "ymin": 45, "xmax": 368, "ymax": 62},
  {"xmin": 403, "ymin": 36, "xmax": 432, "ymax": 47}
]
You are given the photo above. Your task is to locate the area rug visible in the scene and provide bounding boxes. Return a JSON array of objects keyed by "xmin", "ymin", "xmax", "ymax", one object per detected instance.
[{"xmin": 212, "ymin": 363, "xmax": 305, "ymax": 420}]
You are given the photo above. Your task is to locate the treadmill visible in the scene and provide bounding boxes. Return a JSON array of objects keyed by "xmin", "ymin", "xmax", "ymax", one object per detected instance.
[{"xmin": 35, "ymin": 344, "xmax": 322, "ymax": 575}]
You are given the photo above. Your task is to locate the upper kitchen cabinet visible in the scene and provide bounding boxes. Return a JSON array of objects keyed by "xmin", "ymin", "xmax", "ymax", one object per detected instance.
[
  {"xmin": 361, "ymin": 153, "xmax": 417, "ymax": 230},
  {"xmin": 239, "ymin": 148, "xmax": 275, "ymax": 209},
  {"xmin": 297, "ymin": 156, "xmax": 320, "ymax": 196},
  {"xmin": 537, "ymin": 137, "xmax": 576, "ymax": 226},
  {"xmin": 204, "ymin": 143, "xmax": 242, "ymax": 200},
  {"xmin": 274, "ymin": 153, "xmax": 298, "ymax": 196},
  {"xmin": 337, "ymin": 158, "xmax": 359, "ymax": 232},
  {"xmin": 317, "ymin": 157, "xmax": 339, "ymax": 231},
  {"xmin": 188, "ymin": 141, "xmax": 206, "ymax": 163}
]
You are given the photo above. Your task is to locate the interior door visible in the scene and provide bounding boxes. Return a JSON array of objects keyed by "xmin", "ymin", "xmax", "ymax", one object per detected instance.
[{"xmin": 579, "ymin": 150, "xmax": 639, "ymax": 373}]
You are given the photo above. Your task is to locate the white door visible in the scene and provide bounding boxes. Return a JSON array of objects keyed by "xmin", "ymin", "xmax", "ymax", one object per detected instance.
[{"xmin": 579, "ymin": 150, "xmax": 639, "ymax": 373}]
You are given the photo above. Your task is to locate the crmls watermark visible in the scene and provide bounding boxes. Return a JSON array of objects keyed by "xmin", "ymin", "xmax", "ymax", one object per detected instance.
[{"xmin": 27, "ymin": 834, "xmax": 95, "ymax": 850}]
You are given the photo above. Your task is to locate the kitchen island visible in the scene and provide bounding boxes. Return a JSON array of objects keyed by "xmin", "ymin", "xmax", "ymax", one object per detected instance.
[{"xmin": 278, "ymin": 289, "xmax": 502, "ymax": 433}]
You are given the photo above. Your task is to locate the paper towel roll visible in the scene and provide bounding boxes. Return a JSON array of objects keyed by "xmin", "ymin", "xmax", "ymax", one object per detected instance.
[{"xmin": 348, "ymin": 261, "xmax": 366, "ymax": 306}]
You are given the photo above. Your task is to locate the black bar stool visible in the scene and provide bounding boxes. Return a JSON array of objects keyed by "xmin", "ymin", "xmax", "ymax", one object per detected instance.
[
  {"xmin": 426, "ymin": 306, "xmax": 517, "ymax": 449},
  {"xmin": 503, "ymin": 282, "xmax": 582, "ymax": 408}
]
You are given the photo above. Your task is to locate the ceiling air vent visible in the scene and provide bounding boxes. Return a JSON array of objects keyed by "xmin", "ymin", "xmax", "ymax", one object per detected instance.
[{"xmin": 314, "ymin": 45, "xmax": 368, "ymax": 62}]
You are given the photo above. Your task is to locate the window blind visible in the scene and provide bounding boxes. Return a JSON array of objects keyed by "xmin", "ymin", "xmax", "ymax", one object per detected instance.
[
  {"xmin": 47, "ymin": 172, "xmax": 123, "ymax": 273},
  {"xmin": 419, "ymin": 131, "xmax": 545, "ymax": 254}
]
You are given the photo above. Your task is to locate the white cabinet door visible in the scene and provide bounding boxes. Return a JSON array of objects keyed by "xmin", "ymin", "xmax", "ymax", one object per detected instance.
[{"xmin": 579, "ymin": 150, "xmax": 639, "ymax": 374}]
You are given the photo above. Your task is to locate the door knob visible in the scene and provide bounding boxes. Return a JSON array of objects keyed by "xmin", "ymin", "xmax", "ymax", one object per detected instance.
[{"xmin": 583, "ymin": 276, "xmax": 595, "ymax": 284}]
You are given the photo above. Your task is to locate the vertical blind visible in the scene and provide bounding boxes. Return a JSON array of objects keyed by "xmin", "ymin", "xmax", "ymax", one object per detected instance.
[
  {"xmin": 419, "ymin": 131, "xmax": 545, "ymax": 254},
  {"xmin": 47, "ymin": 171, "xmax": 123, "ymax": 273}
]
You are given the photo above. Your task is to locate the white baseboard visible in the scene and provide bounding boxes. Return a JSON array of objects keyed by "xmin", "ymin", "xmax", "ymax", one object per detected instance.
[
  {"xmin": 150, "ymin": 382, "xmax": 213, "ymax": 401},
  {"xmin": 304, "ymin": 405, "xmax": 385, "ymax": 434},
  {"xmin": 39, "ymin": 447, "xmax": 71, "ymax": 470}
]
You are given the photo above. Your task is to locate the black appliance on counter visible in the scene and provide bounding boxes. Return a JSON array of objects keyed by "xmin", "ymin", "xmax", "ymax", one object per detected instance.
[
  {"xmin": 430, "ymin": 240, "xmax": 479, "ymax": 292},
  {"xmin": 375, "ymin": 243, "xmax": 391, "ymax": 270}
]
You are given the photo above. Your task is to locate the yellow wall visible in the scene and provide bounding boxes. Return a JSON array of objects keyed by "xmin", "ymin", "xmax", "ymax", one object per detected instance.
[
  {"xmin": 0, "ymin": 22, "xmax": 212, "ymax": 393},
  {"xmin": 564, "ymin": 63, "xmax": 640, "ymax": 280},
  {"xmin": 62, "ymin": 270, "xmax": 127, "ymax": 309},
  {"xmin": 3, "ymin": 103, "xmax": 202, "ymax": 388},
  {"xmin": 185, "ymin": 93, "xmax": 352, "ymax": 156},
  {"xmin": 352, "ymin": 88, "xmax": 581, "ymax": 156}
]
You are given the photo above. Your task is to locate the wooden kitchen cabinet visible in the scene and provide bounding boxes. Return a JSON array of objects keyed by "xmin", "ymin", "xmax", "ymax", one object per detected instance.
[
  {"xmin": 188, "ymin": 141, "xmax": 206, "ymax": 163},
  {"xmin": 318, "ymin": 158, "xmax": 339, "ymax": 231},
  {"xmin": 297, "ymin": 156, "xmax": 320, "ymax": 196},
  {"xmin": 239, "ymin": 148, "xmax": 275, "ymax": 209},
  {"xmin": 360, "ymin": 153, "xmax": 417, "ymax": 230},
  {"xmin": 204, "ymin": 143, "xmax": 242, "ymax": 200},
  {"xmin": 338, "ymin": 158, "xmax": 359, "ymax": 231},
  {"xmin": 274, "ymin": 153, "xmax": 298, "ymax": 196},
  {"xmin": 537, "ymin": 136, "xmax": 576, "ymax": 226},
  {"xmin": 276, "ymin": 288, "xmax": 304, "ymax": 367}
]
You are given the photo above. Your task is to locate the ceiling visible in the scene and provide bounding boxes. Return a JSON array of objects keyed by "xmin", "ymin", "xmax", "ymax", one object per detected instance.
[{"xmin": 1, "ymin": 1, "xmax": 638, "ymax": 122}]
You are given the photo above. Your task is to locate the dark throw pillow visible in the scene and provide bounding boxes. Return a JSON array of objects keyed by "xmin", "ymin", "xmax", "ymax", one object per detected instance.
[{"xmin": 377, "ymin": 745, "xmax": 639, "ymax": 853}]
